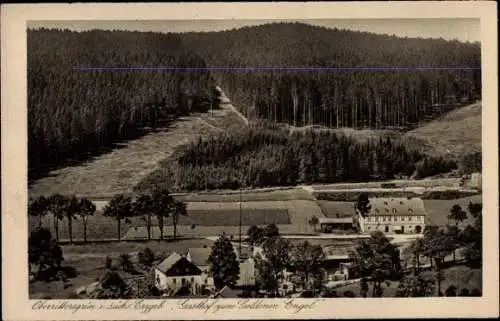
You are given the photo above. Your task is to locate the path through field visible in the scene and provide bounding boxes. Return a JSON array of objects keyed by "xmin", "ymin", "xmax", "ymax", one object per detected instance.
[{"xmin": 29, "ymin": 100, "xmax": 246, "ymax": 198}]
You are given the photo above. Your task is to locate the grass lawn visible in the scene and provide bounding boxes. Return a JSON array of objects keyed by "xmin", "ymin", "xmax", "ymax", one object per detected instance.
[{"xmin": 424, "ymin": 195, "xmax": 482, "ymax": 227}]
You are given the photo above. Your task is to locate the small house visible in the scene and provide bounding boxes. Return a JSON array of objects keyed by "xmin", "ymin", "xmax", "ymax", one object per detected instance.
[
  {"xmin": 154, "ymin": 248, "xmax": 213, "ymax": 296},
  {"xmin": 318, "ymin": 217, "xmax": 354, "ymax": 233}
]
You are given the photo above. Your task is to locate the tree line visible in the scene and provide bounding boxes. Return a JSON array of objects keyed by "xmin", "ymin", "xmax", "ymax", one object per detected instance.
[
  {"xmin": 138, "ymin": 123, "xmax": 457, "ymax": 192},
  {"xmin": 180, "ymin": 22, "xmax": 481, "ymax": 128},
  {"xmin": 28, "ymin": 188, "xmax": 188, "ymax": 243},
  {"xmin": 28, "ymin": 28, "xmax": 216, "ymax": 179}
]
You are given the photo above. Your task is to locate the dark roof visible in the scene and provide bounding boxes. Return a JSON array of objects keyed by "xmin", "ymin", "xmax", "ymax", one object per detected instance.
[
  {"xmin": 364, "ymin": 197, "xmax": 427, "ymax": 217},
  {"xmin": 185, "ymin": 247, "xmax": 212, "ymax": 267},
  {"xmin": 214, "ymin": 285, "xmax": 241, "ymax": 298}
]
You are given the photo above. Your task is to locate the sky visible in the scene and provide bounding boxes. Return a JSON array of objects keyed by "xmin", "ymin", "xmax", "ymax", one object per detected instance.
[{"xmin": 28, "ymin": 19, "xmax": 480, "ymax": 43}]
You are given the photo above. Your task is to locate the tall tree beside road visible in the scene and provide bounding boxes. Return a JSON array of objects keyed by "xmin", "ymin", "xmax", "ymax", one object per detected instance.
[
  {"xmin": 103, "ymin": 195, "xmax": 134, "ymax": 241},
  {"xmin": 151, "ymin": 189, "xmax": 174, "ymax": 240},
  {"xmin": 133, "ymin": 194, "xmax": 155, "ymax": 240},
  {"xmin": 47, "ymin": 194, "xmax": 71, "ymax": 243},
  {"xmin": 28, "ymin": 196, "xmax": 50, "ymax": 228},
  {"xmin": 77, "ymin": 198, "xmax": 96, "ymax": 243},
  {"xmin": 170, "ymin": 199, "xmax": 187, "ymax": 240},
  {"xmin": 208, "ymin": 235, "xmax": 240, "ymax": 290}
]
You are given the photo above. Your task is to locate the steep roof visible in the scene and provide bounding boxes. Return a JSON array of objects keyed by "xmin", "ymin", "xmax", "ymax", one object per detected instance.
[
  {"xmin": 364, "ymin": 197, "xmax": 427, "ymax": 217},
  {"xmin": 185, "ymin": 247, "xmax": 211, "ymax": 267},
  {"xmin": 156, "ymin": 252, "xmax": 182, "ymax": 274},
  {"xmin": 214, "ymin": 285, "xmax": 241, "ymax": 298}
]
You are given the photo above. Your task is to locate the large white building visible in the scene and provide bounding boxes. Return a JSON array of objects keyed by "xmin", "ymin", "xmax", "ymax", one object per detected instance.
[{"xmin": 355, "ymin": 197, "xmax": 427, "ymax": 234}]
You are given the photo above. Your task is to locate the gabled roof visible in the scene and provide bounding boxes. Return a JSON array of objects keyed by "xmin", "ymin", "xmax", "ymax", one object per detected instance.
[
  {"xmin": 157, "ymin": 252, "xmax": 182, "ymax": 274},
  {"xmin": 214, "ymin": 285, "xmax": 241, "ymax": 298},
  {"xmin": 363, "ymin": 197, "xmax": 427, "ymax": 217},
  {"xmin": 185, "ymin": 247, "xmax": 212, "ymax": 267}
]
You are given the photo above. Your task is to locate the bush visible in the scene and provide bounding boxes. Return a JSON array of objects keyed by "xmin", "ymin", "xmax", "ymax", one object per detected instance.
[
  {"xmin": 138, "ymin": 247, "xmax": 156, "ymax": 267},
  {"xmin": 104, "ymin": 256, "xmax": 113, "ymax": 269},
  {"xmin": 119, "ymin": 253, "xmax": 134, "ymax": 272}
]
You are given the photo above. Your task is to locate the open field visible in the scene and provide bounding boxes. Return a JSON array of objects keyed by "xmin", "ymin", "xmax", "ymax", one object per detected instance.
[
  {"xmin": 424, "ymin": 195, "xmax": 482, "ymax": 227},
  {"xmin": 405, "ymin": 103, "xmax": 481, "ymax": 159}
]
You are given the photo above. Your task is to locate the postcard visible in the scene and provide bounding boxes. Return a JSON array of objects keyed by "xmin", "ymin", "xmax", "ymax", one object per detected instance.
[{"xmin": 1, "ymin": 1, "xmax": 498, "ymax": 320}]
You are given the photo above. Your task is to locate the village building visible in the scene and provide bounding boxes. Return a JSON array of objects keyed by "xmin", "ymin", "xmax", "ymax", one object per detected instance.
[
  {"xmin": 154, "ymin": 249, "xmax": 213, "ymax": 297},
  {"xmin": 355, "ymin": 197, "xmax": 427, "ymax": 234},
  {"xmin": 318, "ymin": 217, "xmax": 355, "ymax": 233},
  {"xmin": 155, "ymin": 246, "xmax": 256, "ymax": 297}
]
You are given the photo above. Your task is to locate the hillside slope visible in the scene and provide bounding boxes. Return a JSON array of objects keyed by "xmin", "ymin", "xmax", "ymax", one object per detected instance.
[{"xmin": 405, "ymin": 102, "xmax": 481, "ymax": 159}]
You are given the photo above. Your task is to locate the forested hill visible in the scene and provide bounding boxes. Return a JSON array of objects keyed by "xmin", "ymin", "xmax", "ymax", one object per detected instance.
[
  {"xmin": 28, "ymin": 28, "xmax": 215, "ymax": 178},
  {"xmin": 180, "ymin": 22, "xmax": 481, "ymax": 128}
]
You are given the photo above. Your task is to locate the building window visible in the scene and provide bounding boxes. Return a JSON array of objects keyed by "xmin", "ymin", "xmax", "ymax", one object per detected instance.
[
  {"xmin": 388, "ymin": 217, "xmax": 391, "ymax": 221},
  {"xmin": 205, "ymin": 279, "xmax": 208, "ymax": 284},
  {"xmin": 182, "ymin": 278, "xmax": 186, "ymax": 285},
  {"xmin": 368, "ymin": 226, "xmax": 371, "ymax": 230},
  {"xmin": 394, "ymin": 217, "xmax": 397, "ymax": 222},
  {"xmin": 375, "ymin": 208, "xmax": 380, "ymax": 214},
  {"xmin": 392, "ymin": 208, "xmax": 397, "ymax": 214},
  {"xmin": 409, "ymin": 217, "xmax": 412, "ymax": 221},
  {"xmin": 383, "ymin": 216, "xmax": 386, "ymax": 221},
  {"xmin": 173, "ymin": 278, "xmax": 176, "ymax": 284},
  {"xmin": 191, "ymin": 277, "xmax": 194, "ymax": 282},
  {"xmin": 401, "ymin": 217, "xmax": 405, "ymax": 221},
  {"xmin": 385, "ymin": 208, "xmax": 389, "ymax": 213}
]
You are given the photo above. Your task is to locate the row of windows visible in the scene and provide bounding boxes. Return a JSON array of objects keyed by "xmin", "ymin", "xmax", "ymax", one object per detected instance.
[
  {"xmin": 374, "ymin": 208, "xmax": 413, "ymax": 214},
  {"xmin": 366, "ymin": 215, "xmax": 424, "ymax": 222}
]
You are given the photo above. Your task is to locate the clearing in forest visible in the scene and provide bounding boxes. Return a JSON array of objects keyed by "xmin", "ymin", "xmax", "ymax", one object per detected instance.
[
  {"xmin": 28, "ymin": 104, "xmax": 247, "ymax": 199},
  {"xmin": 405, "ymin": 102, "xmax": 481, "ymax": 159}
]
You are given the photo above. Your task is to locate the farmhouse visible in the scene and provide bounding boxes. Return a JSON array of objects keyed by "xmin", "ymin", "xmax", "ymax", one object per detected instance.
[
  {"xmin": 318, "ymin": 217, "xmax": 355, "ymax": 233},
  {"xmin": 355, "ymin": 197, "xmax": 427, "ymax": 234},
  {"xmin": 154, "ymin": 249, "xmax": 213, "ymax": 296},
  {"xmin": 155, "ymin": 246, "xmax": 256, "ymax": 296}
]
